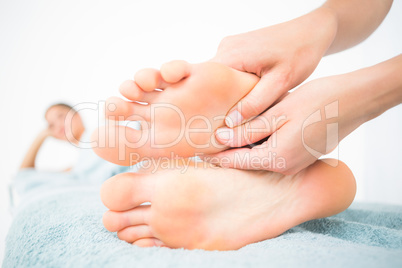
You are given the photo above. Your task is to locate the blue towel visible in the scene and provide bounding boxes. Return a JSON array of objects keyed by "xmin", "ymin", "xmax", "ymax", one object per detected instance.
[
  {"xmin": 3, "ymin": 188, "xmax": 402, "ymax": 268},
  {"xmin": 12, "ymin": 130, "xmax": 137, "ymax": 207}
]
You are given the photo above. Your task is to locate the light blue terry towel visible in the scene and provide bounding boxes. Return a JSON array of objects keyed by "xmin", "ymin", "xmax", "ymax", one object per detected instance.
[
  {"xmin": 3, "ymin": 188, "xmax": 402, "ymax": 268},
  {"xmin": 11, "ymin": 135, "xmax": 136, "ymax": 208}
]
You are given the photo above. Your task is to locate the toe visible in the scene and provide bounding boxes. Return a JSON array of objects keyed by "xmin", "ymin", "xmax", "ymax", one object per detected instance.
[
  {"xmin": 134, "ymin": 68, "xmax": 170, "ymax": 92},
  {"xmin": 119, "ymin": 80, "xmax": 162, "ymax": 103},
  {"xmin": 105, "ymin": 96, "xmax": 150, "ymax": 122},
  {"xmin": 100, "ymin": 173, "xmax": 154, "ymax": 211},
  {"xmin": 160, "ymin": 60, "xmax": 191, "ymax": 83},
  {"xmin": 91, "ymin": 125, "xmax": 152, "ymax": 166},
  {"xmin": 117, "ymin": 225, "xmax": 153, "ymax": 243},
  {"xmin": 103, "ymin": 205, "xmax": 151, "ymax": 232},
  {"xmin": 133, "ymin": 238, "xmax": 166, "ymax": 248}
]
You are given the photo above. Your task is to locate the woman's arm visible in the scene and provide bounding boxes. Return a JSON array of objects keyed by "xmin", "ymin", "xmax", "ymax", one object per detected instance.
[
  {"xmin": 20, "ymin": 129, "xmax": 50, "ymax": 169},
  {"xmin": 323, "ymin": 0, "xmax": 393, "ymax": 54},
  {"xmin": 212, "ymin": 0, "xmax": 393, "ymax": 127}
]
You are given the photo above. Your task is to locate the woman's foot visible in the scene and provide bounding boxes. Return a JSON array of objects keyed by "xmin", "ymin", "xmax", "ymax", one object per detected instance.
[
  {"xmin": 92, "ymin": 61, "xmax": 259, "ymax": 165},
  {"xmin": 101, "ymin": 159, "xmax": 356, "ymax": 250}
]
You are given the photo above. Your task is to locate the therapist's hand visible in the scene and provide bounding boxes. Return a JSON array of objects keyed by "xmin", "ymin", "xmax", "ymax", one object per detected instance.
[
  {"xmin": 211, "ymin": 7, "xmax": 337, "ymax": 126},
  {"xmin": 204, "ymin": 55, "xmax": 402, "ymax": 174},
  {"xmin": 203, "ymin": 74, "xmax": 367, "ymax": 175},
  {"xmin": 203, "ymin": 77, "xmax": 342, "ymax": 175}
]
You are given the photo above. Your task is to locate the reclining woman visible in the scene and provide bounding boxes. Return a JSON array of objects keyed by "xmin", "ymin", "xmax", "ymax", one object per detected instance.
[
  {"xmin": 15, "ymin": 103, "xmax": 132, "ymax": 204},
  {"xmin": 19, "ymin": 103, "xmax": 85, "ymax": 171}
]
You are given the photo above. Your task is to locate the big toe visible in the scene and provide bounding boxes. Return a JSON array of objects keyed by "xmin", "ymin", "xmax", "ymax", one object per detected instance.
[
  {"xmin": 91, "ymin": 125, "xmax": 152, "ymax": 166},
  {"xmin": 100, "ymin": 172, "xmax": 154, "ymax": 211}
]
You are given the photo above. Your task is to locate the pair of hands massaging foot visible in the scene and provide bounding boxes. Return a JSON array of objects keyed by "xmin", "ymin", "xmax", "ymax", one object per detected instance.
[{"xmin": 93, "ymin": 60, "xmax": 356, "ymax": 250}]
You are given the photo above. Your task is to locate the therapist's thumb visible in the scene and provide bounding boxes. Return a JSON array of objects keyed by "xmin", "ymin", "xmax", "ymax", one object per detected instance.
[{"xmin": 225, "ymin": 72, "xmax": 289, "ymax": 128}]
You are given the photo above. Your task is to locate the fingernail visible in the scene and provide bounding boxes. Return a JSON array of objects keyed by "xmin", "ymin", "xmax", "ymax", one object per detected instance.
[
  {"xmin": 216, "ymin": 128, "xmax": 234, "ymax": 144},
  {"xmin": 225, "ymin": 110, "xmax": 243, "ymax": 128}
]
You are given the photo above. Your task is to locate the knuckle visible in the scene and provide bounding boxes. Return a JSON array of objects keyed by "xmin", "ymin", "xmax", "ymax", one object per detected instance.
[{"xmin": 275, "ymin": 68, "xmax": 294, "ymax": 91}]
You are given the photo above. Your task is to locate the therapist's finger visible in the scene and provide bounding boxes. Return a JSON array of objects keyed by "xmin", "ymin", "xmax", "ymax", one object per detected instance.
[
  {"xmin": 216, "ymin": 105, "xmax": 288, "ymax": 148},
  {"xmin": 202, "ymin": 140, "xmax": 284, "ymax": 172},
  {"xmin": 225, "ymin": 68, "xmax": 292, "ymax": 128}
]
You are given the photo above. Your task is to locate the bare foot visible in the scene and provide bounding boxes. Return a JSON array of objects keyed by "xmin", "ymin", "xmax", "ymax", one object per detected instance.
[
  {"xmin": 92, "ymin": 61, "xmax": 259, "ymax": 165},
  {"xmin": 100, "ymin": 159, "xmax": 356, "ymax": 250}
]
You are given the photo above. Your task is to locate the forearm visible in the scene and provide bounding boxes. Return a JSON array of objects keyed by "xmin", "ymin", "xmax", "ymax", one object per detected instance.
[
  {"xmin": 339, "ymin": 54, "xmax": 402, "ymax": 136},
  {"xmin": 321, "ymin": 0, "xmax": 393, "ymax": 55},
  {"xmin": 20, "ymin": 131, "xmax": 49, "ymax": 169}
]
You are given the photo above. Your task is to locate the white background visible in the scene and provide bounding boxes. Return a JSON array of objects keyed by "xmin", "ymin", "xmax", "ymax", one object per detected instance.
[{"xmin": 0, "ymin": 0, "xmax": 401, "ymax": 263}]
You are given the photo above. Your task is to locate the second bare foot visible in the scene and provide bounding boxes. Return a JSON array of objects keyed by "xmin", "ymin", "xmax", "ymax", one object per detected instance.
[{"xmin": 101, "ymin": 159, "xmax": 356, "ymax": 250}]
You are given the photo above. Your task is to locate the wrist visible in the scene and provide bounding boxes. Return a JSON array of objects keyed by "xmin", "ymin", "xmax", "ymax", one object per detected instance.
[
  {"xmin": 339, "ymin": 55, "xmax": 402, "ymax": 130},
  {"xmin": 321, "ymin": 0, "xmax": 393, "ymax": 55},
  {"xmin": 359, "ymin": 55, "xmax": 402, "ymax": 120},
  {"xmin": 314, "ymin": 6, "xmax": 339, "ymax": 56},
  {"xmin": 303, "ymin": 6, "xmax": 338, "ymax": 58}
]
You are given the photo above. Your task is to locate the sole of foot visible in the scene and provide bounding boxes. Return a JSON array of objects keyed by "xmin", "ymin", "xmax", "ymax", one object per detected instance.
[
  {"xmin": 101, "ymin": 158, "xmax": 356, "ymax": 250},
  {"xmin": 92, "ymin": 60, "xmax": 259, "ymax": 166}
]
